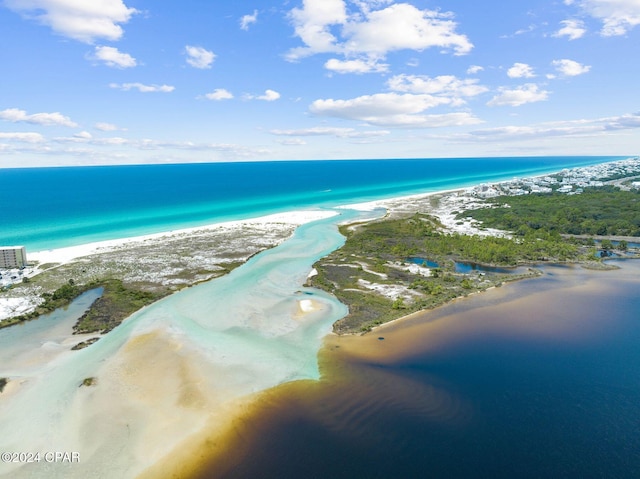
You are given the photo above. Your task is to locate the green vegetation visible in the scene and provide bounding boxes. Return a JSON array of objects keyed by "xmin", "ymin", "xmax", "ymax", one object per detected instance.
[
  {"xmin": 460, "ymin": 187, "xmax": 640, "ymax": 237},
  {"xmin": 0, "ymin": 279, "xmax": 88, "ymax": 329},
  {"xmin": 71, "ymin": 338, "xmax": 100, "ymax": 350},
  {"xmin": 74, "ymin": 279, "xmax": 165, "ymax": 334},
  {"xmin": 80, "ymin": 377, "xmax": 97, "ymax": 387},
  {"xmin": 0, "ymin": 277, "xmax": 165, "ymax": 336},
  {"xmin": 310, "ymin": 186, "xmax": 640, "ymax": 335},
  {"xmin": 0, "ymin": 377, "xmax": 7, "ymax": 393},
  {"xmin": 309, "ymin": 213, "xmax": 543, "ymax": 334},
  {"xmin": 335, "ymin": 213, "xmax": 581, "ymax": 265}
]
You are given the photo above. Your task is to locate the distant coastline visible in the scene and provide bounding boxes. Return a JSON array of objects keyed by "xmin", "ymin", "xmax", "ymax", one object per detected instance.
[
  {"xmin": 0, "ymin": 156, "xmax": 621, "ymax": 252},
  {"xmin": 1, "ymin": 156, "xmax": 639, "ymax": 479},
  {"xmin": 2, "ymin": 157, "xmax": 639, "ymax": 328}
]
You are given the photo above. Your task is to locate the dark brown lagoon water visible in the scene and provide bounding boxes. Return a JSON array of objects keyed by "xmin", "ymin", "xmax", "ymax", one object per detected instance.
[{"xmin": 189, "ymin": 261, "xmax": 640, "ymax": 479}]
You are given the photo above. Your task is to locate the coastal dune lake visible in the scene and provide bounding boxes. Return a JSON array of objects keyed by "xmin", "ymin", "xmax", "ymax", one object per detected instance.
[{"xmin": 189, "ymin": 260, "xmax": 640, "ymax": 479}]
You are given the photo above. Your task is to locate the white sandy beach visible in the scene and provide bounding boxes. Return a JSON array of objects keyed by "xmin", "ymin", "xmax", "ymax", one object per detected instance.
[
  {"xmin": 28, "ymin": 209, "xmax": 339, "ymax": 267},
  {"xmin": 0, "ymin": 209, "xmax": 338, "ymax": 322},
  {"xmin": 22, "ymin": 155, "xmax": 640, "ymax": 276}
]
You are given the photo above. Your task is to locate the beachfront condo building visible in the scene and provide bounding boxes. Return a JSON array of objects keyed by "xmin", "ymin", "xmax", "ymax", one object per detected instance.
[{"xmin": 0, "ymin": 246, "xmax": 27, "ymax": 268}]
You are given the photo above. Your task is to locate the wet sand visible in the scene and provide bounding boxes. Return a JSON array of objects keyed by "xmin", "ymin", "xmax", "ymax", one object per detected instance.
[{"xmin": 0, "ymin": 210, "xmax": 367, "ymax": 478}]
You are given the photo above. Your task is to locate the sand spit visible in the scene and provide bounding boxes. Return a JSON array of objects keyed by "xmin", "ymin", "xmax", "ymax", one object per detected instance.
[
  {"xmin": 28, "ymin": 210, "xmax": 338, "ymax": 267},
  {"xmin": 1, "ymin": 210, "xmax": 337, "ymax": 323}
]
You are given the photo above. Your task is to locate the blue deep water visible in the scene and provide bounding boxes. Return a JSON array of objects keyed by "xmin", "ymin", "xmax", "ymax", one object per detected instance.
[
  {"xmin": 195, "ymin": 262, "xmax": 640, "ymax": 479},
  {"xmin": 0, "ymin": 156, "xmax": 618, "ymax": 251}
]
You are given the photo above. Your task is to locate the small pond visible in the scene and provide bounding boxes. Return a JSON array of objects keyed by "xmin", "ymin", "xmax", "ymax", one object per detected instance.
[
  {"xmin": 407, "ymin": 256, "xmax": 530, "ymax": 275},
  {"xmin": 407, "ymin": 257, "xmax": 439, "ymax": 268},
  {"xmin": 453, "ymin": 262, "xmax": 527, "ymax": 274}
]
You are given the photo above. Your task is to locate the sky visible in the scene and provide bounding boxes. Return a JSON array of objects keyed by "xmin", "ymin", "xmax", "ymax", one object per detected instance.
[{"xmin": 1, "ymin": 0, "xmax": 639, "ymax": 167}]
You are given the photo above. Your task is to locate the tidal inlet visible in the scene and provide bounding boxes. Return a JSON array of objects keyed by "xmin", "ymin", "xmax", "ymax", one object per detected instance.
[{"xmin": 0, "ymin": 209, "xmax": 381, "ymax": 478}]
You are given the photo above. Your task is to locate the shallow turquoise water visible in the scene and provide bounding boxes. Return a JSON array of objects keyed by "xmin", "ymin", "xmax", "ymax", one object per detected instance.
[
  {"xmin": 0, "ymin": 207, "xmax": 382, "ymax": 478},
  {"xmin": 0, "ymin": 157, "xmax": 617, "ymax": 250}
]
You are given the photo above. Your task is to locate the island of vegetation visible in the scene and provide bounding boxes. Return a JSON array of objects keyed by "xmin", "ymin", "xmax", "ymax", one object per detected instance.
[{"xmin": 308, "ymin": 183, "xmax": 640, "ymax": 334}]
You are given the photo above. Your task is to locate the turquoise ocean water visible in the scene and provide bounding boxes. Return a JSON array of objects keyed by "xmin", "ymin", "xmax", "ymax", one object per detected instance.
[{"xmin": 0, "ymin": 156, "xmax": 619, "ymax": 251}]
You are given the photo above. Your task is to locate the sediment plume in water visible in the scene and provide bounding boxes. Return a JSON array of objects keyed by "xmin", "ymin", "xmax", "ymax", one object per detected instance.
[{"xmin": 184, "ymin": 262, "xmax": 640, "ymax": 479}]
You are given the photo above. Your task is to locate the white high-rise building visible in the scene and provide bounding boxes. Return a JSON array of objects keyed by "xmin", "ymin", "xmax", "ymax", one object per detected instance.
[{"xmin": 0, "ymin": 246, "xmax": 27, "ymax": 268}]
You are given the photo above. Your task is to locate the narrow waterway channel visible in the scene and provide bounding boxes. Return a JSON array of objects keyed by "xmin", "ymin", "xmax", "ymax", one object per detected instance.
[{"xmin": 0, "ymin": 207, "xmax": 382, "ymax": 478}]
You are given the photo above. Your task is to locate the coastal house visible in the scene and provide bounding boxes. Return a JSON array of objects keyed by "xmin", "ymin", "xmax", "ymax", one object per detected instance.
[{"xmin": 0, "ymin": 246, "xmax": 27, "ymax": 269}]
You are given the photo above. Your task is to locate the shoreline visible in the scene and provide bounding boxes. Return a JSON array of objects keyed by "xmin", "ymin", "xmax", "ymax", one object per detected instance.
[
  {"xmin": 0, "ymin": 209, "xmax": 339, "ymax": 323},
  {"xmin": 28, "ymin": 209, "xmax": 339, "ymax": 267},
  {"xmin": 21, "ymin": 156, "xmax": 639, "ymax": 266},
  {"xmin": 4, "ymin": 156, "xmax": 639, "ymax": 326}
]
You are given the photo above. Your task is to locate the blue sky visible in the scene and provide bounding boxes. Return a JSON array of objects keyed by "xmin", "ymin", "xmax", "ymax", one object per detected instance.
[{"xmin": 1, "ymin": 0, "xmax": 639, "ymax": 167}]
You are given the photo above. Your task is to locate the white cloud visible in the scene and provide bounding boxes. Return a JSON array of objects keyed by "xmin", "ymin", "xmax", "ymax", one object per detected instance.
[
  {"xmin": 467, "ymin": 65, "xmax": 484, "ymax": 75},
  {"xmin": 455, "ymin": 112, "xmax": 640, "ymax": 142},
  {"xmin": 270, "ymin": 126, "xmax": 390, "ymax": 138},
  {"xmin": 109, "ymin": 83, "xmax": 175, "ymax": 93},
  {"xmin": 487, "ymin": 84, "xmax": 549, "ymax": 107},
  {"xmin": 373, "ymin": 112, "xmax": 482, "ymax": 128},
  {"xmin": 204, "ymin": 89, "xmax": 234, "ymax": 101},
  {"xmin": 311, "ymin": 93, "xmax": 446, "ymax": 117},
  {"xmin": 507, "ymin": 63, "xmax": 536, "ymax": 78},
  {"xmin": 342, "ymin": 4, "xmax": 473, "ymax": 56},
  {"xmin": 569, "ymin": 0, "xmax": 640, "ymax": 35},
  {"xmin": 387, "ymin": 74, "xmax": 488, "ymax": 103},
  {"xmin": 309, "ymin": 92, "xmax": 481, "ymax": 127},
  {"xmin": 324, "ymin": 57, "xmax": 388, "ymax": 74},
  {"xmin": 554, "ymin": 19, "xmax": 587, "ymax": 39},
  {"xmin": 95, "ymin": 136, "xmax": 129, "ymax": 145},
  {"xmin": 0, "ymin": 108, "xmax": 78, "ymax": 127},
  {"xmin": 93, "ymin": 45, "xmax": 136, "ymax": 68},
  {"xmin": 95, "ymin": 122, "xmax": 121, "ymax": 131},
  {"xmin": 552, "ymin": 59, "xmax": 591, "ymax": 76},
  {"xmin": 0, "ymin": 132, "xmax": 45, "ymax": 143},
  {"xmin": 246, "ymin": 89, "xmax": 281, "ymax": 101},
  {"xmin": 277, "ymin": 138, "xmax": 307, "ymax": 146},
  {"xmin": 4, "ymin": 0, "xmax": 137, "ymax": 43},
  {"xmin": 286, "ymin": 1, "xmax": 472, "ymax": 70},
  {"xmin": 287, "ymin": 0, "xmax": 347, "ymax": 59},
  {"xmin": 185, "ymin": 46, "xmax": 216, "ymax": 69},
  {"xmin": 240, "ymin": 10, "xmax": 258, "ymax": 30},
  {"xmin": 54, "ymin": 134, "xmax": 129, "ymax": 145}
]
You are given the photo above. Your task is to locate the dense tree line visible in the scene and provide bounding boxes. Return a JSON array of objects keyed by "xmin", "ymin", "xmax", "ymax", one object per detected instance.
[
  {"xmin": 339, "ymin": 213, "xmax": 580, "ymax": 266},
  {"xmin": 461, "ymin": 187, "xmax": 640, "ymax": 237}
]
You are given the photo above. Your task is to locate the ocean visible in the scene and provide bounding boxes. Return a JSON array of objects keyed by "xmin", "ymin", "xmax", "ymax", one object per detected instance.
[
  {"xmin": 0, "ymin": 156, "xmax": 618, "ymax": 251},
  {"xmin": 1, "ymin": 155, "xmax": 638, "ymax": 478}
]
